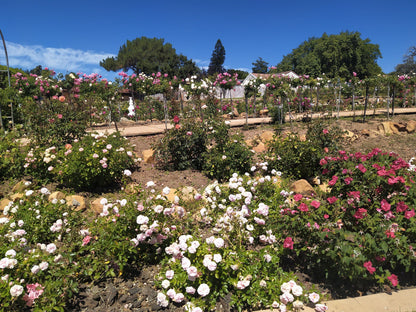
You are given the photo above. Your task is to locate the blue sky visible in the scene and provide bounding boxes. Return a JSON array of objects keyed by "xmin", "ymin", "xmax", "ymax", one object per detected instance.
[{"xmin": 1, "ymin": 0, "xmax": 415, "ymax": 80}]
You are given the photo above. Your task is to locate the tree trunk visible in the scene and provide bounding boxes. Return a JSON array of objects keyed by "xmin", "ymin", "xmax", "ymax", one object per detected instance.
[
  {"xmin": 352, "ymin": 86, "xmax": 356, "ymax": 122},
  {"xmin": 372, "ymin": 87, "xmax": 379, "ymax": 117},
  {"xmin": 245, "ymin": 95, "xmax": 248, "ymax": 127},
  {"xmin": 391, "ymin": 86, "xmax": 396, "ymax": 117},
  {"xmin": 387, "ymin": 84, "xmax": 390, "ymax": 120},
  {"xmin": 362, "ymin": 84, "xmax": 369, "ymax": 122}
]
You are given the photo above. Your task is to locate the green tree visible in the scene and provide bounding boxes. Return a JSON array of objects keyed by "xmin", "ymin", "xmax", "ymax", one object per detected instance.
[
  {"xmin": 100, "ymin": 36, "xmax": 199, "ymax": 79},
  {"xmin": 274, "ymin": 31, "xmax": 382, "ymax": 79},
  {"xmin": 208, "ymin": 39, "xmax": 226, "ymax": 75},
  {"xmin": 29, "ymin": 65, "xmax": 43, "ymax": 76},
  {"xmin": 227, "ymin": 69, "xmax": 249, "ymax": 79},
  {"xmin": 395, "ymin": 46, "xmax": 416, "ymax": 75},
  {"xmin": 251, "ymin": 57, "xmax": 269, "ymax": 73}
]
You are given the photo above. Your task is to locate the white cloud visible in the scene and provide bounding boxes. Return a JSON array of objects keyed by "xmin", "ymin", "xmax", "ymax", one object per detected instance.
[{"xmin": 2, "ymin": 41, "xmax": 115, "ymax": 77}]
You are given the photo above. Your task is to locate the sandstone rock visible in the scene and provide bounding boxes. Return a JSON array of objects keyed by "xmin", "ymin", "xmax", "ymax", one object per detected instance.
[
  {"xmin": 180, "ymin": 186, "xmax": 197, "ymax": 202},
  {"xmin": 253, "ymin": 142, "xmax": 267, "ymax": 153},
  {"xmin": 260, "ymin": 131, "xmax": 274, "ymax": 143},
  {"xmin": 393, "ymin": 122, "xmax": 406, "ymax": 132},
  {"xmin": 142, "ymin": 149, "xmax": 155, "ymax": 164},
  {"xmin": 48, "ymin": 191, "xmax": 66, "ymax": 202},
  {"xmin": 90, "ymin": 197, "xmax": 106, "ymax": 214},
  {"xmin": 233, "ymin": 107, "xmax": 239, "ymax": 117},
  {"xmin": 245, "ymin": 139, "xmax": 256, "ymax": 147},
  {"xmin": 259, "ymin": 109, "xmax": 269, "ymax": 116},
  {"xmin": 125, "ymin": 183, "xmax": 140, "ymax": 194},
  {"xmin": 290, "ymin": 179, "xmax": 314, "ymax": 195},
  {"xmin": 318, "ymin": 182, "xmax": 331, "ymax": 193},
  {"xmin": 0, "ymin": 198, "xmax": 12, "ymax": 212},
  {"xmin": 378, "ymin": 122, "xmax": 392, "ymax": 135},
  {"xmin": 299, "ymin": 134, "xmax": 307, "ymax": 142},
  {"xmin": 12, "ymin": 180, "xmax": 32, "ymax": 193},
  {"xmin": 10, "ymin": 193, "xmax": 24, "ymax": 201},
  {"xmin": 406, "ymin": 120, "xmax": 416, "ymax": 133},
  {"xmin": 360, "ymin": 129, "xmax": 370, "ymax": 136},
  {"xmin": 165, "ymin": 188, "xmax": 178, "ymax": 203},
  {"xmin": 222, "ymin": 114, "xmax": 231, "ymax": 120},
  {"xmin": 239, "ymin": 112, "xmax": 247, "ymax": 118},
  {"xmin": 66, "ymin": 195, "xmax": 86, "ymax": 211},
  {"xmin": 389, "ymin": 123, "xmax": 400, "ymax": 134}
]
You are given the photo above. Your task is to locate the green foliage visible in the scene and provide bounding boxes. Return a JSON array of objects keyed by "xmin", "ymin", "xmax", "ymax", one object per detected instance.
[
  {"xmin": 265, "ymin": 133, "xmax": 321, "ymax": 180},
  {"xmin": 395, "ymin": 46, "xmax": 416, "ymax": 75},
  {"xmin": 0, "ymin": 190, "xmax": 85, "ymax": 311},
  {"xmin": 0, "ymin": 128, "xmax": 26, "ymax": 180},
  {"xmin": 55, "ymin": 132, "xmax": 138, "ymax": 191},
  {"xmin": 100, "ymin": 36, "xmax": 200, "ymax": 79},
  {"xmin": 227, "ymin": 69, "xmax": 249, "ymax": 80},
  {"xmin": 154, "ymin": 118, "xmax": 208, "ymax": 171},
  {"xmin": 203, "ymin": 134, "xmax": 253, "ymax": 182},
  {"xmin": 208, "ymin": 39, "xmax": 226, "ymax": 75},
  {"xmin": 252, "ymin": 57, "xmax": 269, "ymax": 73},
  {"xmin": 265, "ymin": 121, "xmax": 345, "ymax": 180},
  {"xmin": 274, "ymin": 31, "xmax": 382, "ymax": 79}
]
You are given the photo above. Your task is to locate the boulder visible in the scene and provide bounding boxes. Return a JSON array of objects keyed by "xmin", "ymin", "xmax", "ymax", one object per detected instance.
[
  {"xmin": 66, "ymin": 195, "xmax": 86, "ymax": 211},
  {"xmin": 125, "ymin": 183, "xmax": 141, "ymax": 194},
  {"xmin": 253, "ymin": 142, "xmax": 267, "ymax": 153},
  {"xmin": 165, "ymin": 188, "xmax": 178, "ymax": 203},
  {"xmin": 406, "ymin": 120, "xmax": 416, "ymax": 133},
  {"xmin": 299, "ymin": 134, "xmax": 307, "ymax": 142},
  {"xmin": 48, "ymin": 191, "xmax": 66, "ymax": 202},
  {"xmin": 378, "ymin": 122, "xmax": 392, "ymax": 135},
  {"xmin": 318, "ymin": 183, "xmax": 331, "ymax": 193},
  {"xmin": 259, "ymin": 109, "xmax": 269, "ymax": 116},
  {"xmin": 360, "ymin": 129, "xmax": 370, "ymax": 136},
  {"xmin": 392, "ymin": 122, "xmax": 406, "ymax": 132},
  {"xmin": 90, "ymin": 197, "xmax": 106, "ymax": 214},
  {"xmin": 10, "ymin": 193, "xmax": 24, "ymax": 201},
  {"xmin": 232, "ymin": 107, "xmax": 239, "ymax": 117},
  {"xmin": 0, "ymin": 198, "xmax": 12, "ymax": 212},
  {"xmin": 245, "ymin": 139, "xmax": 256, "ymax": 147},
  {"xmin": 180, "ymin": 186, "xmax": 198, "ymax": 202},
  {"xmin": 12, "ymin": 180, "xmax": 32, "ymax": 193},
  {"xmin": 260, "ymin": 131, "xmax": 274, "ymax": 143},
  {"xmin": 290, "ymin": 179, "xmax": 314, "ymax": 195},
  {"xmin": 142, "ymin": 149, "xmax": 155, "ymax": 164}
]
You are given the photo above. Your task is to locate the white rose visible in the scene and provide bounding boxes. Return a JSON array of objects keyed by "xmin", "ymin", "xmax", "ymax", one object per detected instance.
[
  {"xmin": 197, "ymin": 283, "xmax": 210, "ymax": 297},
  {"xmin": 10, "ymin": 284, "xmax": 23, "ymax": 297}
]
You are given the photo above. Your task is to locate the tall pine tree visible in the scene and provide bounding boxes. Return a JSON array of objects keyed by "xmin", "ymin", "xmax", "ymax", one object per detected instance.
[{"xmin": 208, "ymin": 39, "xmax": 225, "ymax": 75}]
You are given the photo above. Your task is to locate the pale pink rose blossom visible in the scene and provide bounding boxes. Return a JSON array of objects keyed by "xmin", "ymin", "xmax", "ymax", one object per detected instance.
[
  {"xmin": 165, "ymin": 270, "xmax": 174, "ymax": 280},
  {"xmin": 197, "ymin": 283, "xmax": 210, "ymax": 297},
  {"xmin": 309, "ymin": 292, "xmax": 320, "ymax": 303}
]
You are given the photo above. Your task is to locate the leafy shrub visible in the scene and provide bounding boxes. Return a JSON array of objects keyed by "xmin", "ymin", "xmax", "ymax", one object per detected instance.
[
  {"xmin": 0, "ymin": 188, "xmax": 85, "ymax": 311},
  {"xmin": 0, "ymin": 129, "xmax": 27, "ymax": 181},
  {"xmin": 154, "ymin": 118, "xmax": 208, "ymax": 171},
  {"xmin": 19, "ymin": 98, "xmax": 89, "ymax": 147},
  {"xmin": 55, "ymin": 132, "xmax": 138, "ymax": 191},
  {"xmin": 203, "ymin": 134, "xmax": 253, "ymax": 182},
  {"xmin": 264, "ymin": 121, "xmax": 345, "ymax": 180},
  {"xmin": 269, "ymin": 148, "xmax": 416, "ymax": 291},
  {"xmin": 306, "ymin": 120, "xmax": 345, "ymax": 153},
  {"xmin": 265, "ymin": 133, "xmax": 321, "ymax": 180}
]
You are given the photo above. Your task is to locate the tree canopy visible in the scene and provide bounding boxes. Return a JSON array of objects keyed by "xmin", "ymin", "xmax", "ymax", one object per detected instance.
[
  {"xmin": 100, "ymin": 36, "xmax": 200, "ymax": 79},
  {"xmin": 274, "ymin": 31, "xmax": 382, "ymax": 79},
  {"xmin": 395, "ymin": 46, "xmax": 416, "ymax": 75},
  {"xmin": 252, "ymin": 57, "xmax": 269, "ymax": 73},
  {"xmin": 208, "ymin": 39, "xmax": 226, "ymax": 75}
]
